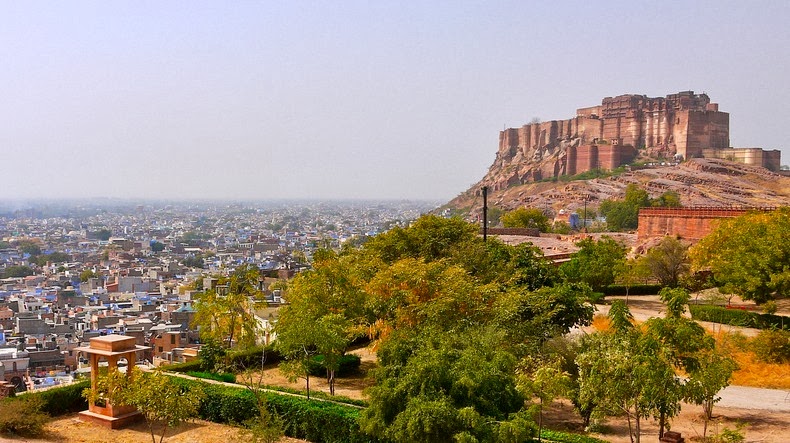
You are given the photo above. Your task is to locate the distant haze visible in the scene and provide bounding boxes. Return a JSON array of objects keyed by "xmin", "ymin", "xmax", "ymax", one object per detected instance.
[{"xmin": 2, "ymin": 1, "xmax": 788, "ymax": 201}]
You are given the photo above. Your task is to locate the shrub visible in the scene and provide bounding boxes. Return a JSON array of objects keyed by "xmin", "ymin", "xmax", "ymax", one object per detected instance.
[
  {"xmin": 307, "ymin": 354, "xmax": 362, "ymax": 377},
  {"xmin": 162, "ymin": 359, "xmax": 205, "ymax": 373},
  {"xmin": 170, "ymin": 377, "xmax": 374, "ymax": 443},
  {"xmin": 30, "ymin": 380, "xmax": 90, "ymax": 415},
  {"xmin": 187, "ymin": 371, "xmax": 237, "ymax": 383},
  {"xmin": 689, "ymin": 305, "xmax": 790, "ymax": 331},
  {"xmin": 751, "ymin": 329, "xmax": 790, "ymax": 364},
  {"xmin": 762, "ymin": 301, "xmax": 778, "ymax": 315},
  {"xmin": 0, "ymin": 396, "xmax": 49, "ymax": 437},
  {"xmin": 540, "ymin": 429, "xmax": 609, "ymax": 443},
  {"xmin": 227, "ymin": 344, "xmax": 282, "ymax": 371},
  {"xmin": 603, "ymin": 284, "xmax": 663, "ymax": 296},
  {"xmin": 163, "ymin": 344, "xmax": 282, "ymax": 373}
]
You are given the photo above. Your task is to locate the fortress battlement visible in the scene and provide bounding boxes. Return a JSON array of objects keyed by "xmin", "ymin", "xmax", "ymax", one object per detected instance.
[{"xmin": 492, "ymin": 92, "xmax": 779, "ymax": 189}]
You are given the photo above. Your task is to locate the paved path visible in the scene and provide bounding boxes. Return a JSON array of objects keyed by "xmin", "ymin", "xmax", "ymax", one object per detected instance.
[{"xmin": 717, "ymin": 385, "xmax": 790, "ymax": 412}]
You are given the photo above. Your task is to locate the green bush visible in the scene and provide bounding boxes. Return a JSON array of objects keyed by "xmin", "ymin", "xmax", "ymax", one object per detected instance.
[
  {"xmin": 29, "ymin": 380, "xmax": 90, "ymax": 415},
  {"xmin": 244, "ymin": 383, "xmax": 368, "ymax": 407},
  {"xmin": 540, "ymin": 429, "xmax": 608, "ymax": 443},
  {"xmin": 307, "ymin": 354, "xmax": 362, "ymax": 377},
  {"xmin": 162, "ymin": 359, "xmax": 205, "ymax": 373},
  {"xmin": 751, "ymin": 329, "xmax": 790, "ymax": 363},
  {"xmin": 170, "ymin": 377, "xmax": 375, "ymax": 443},
  {"xmin": 0, "ymin": 396, "xmax": 49, "ymax": 437},
  {"xmin": 187, "ymin": 371, "xmax": 237, "ymax": 383},
  {"xmin": 227, "ymin": 344, "xmax": 282, "ymax": 370},
  {"xmin": 603, "ymin": 284, "xmax": 663, "ymax": 296},
  {"xmin": 689, "ymin": 305, "xmax": 790, "ymax": 331},
  {"xmin": 163, "ymin": 344, "xmax": 283, "ymax": 373}
]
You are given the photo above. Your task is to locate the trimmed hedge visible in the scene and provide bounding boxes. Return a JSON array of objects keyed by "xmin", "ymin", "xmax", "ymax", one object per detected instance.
[
  {"xmin": 540, "ymin": 429, "xmax": 608, "ymax": 443},
  {"xmin": 16, "ymin": 380, "xmax": 90, "ymax": 416},
  {"xmin": 308, "ymin": 354, "xmax": 362, "ymax": 377},
  {"xmin": 187, "ymin": 371, "xmax": 237, "ymax": 383},
  {"xmin": 603, "ymin": 284, "xmax": 663, "ymax": 296},
  {"xmin": 163, "ymin": 359, "xmax": 205, "ymax": 373},
  {"xmin": 163, "ymin": 344, "xmax": 283, "ymax": 373},
  {"xmin": 170, "ymin": 377, "xmax": 377, "ymax": 443},
  {"xmin": 227, "ymin": 344, "xmax": 282, "ymax": 370},
  {"xmin": 689, "ymin": 304, "xmax": 790, "ymax": 331}
]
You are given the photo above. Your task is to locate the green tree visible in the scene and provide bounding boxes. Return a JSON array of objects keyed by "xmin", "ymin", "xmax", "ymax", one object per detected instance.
[
  {"xmin": 361, "ymin": 327, "xmax": 531, "ymax": 443},
  {"xmin": 501, "ymin": 208, "xmax": 551, "ymax": 232},
  {"xmin": 643, "ymin": 288, "xmax": 711, "ymax": 438},
  {"xmin": 487, "ymin": 206, "xmax": 504, "ymax": 227},
  {"xmin": 690, "ymin": 208, "xmax": 790, "ymax": 303},
  {"xmin": 16, "ymin": 240, "xmax": 41, "ymax": 256},
  {"xmin": 652, "ymin": 191, "xmax": 682, "ymax": 207},
  {"xmin": 577, "ymin": 309, "xmax": 678, "ymax": 443},
  {"xmin": 494, "ymin": 283, "xmax": 594, "ymax": 357},
  {"xmin": 684, "ymin": 348, "xmax": 738, "ymax": 439},
  {"xmin": 560, "ymin": 236, "xmax": 627, "ymax": 291},
  {"xmin": 639, "ymin": 236, "xmax": 690, "ymax": 288},
  {"xmin": 183, "ymin": 255, "xmax": 204, "ymax": 268},
  {"xmin": 2, "ymin": 265, "xmax": 34, "ymax": 278},
  {"xmin": 151, "ymin": 241, "xmax": 165, "ymax": 252},
  {"xmin": 517, "ymin": 360, "xmax": 571, "ymax": 441},
  {"xmin": 192, "ymin": 264, "xmax": 265, "ymax": 349},
  {"xmin": 92, "ymin": 228, "xmax": 112, "ymax": 241},
  {"xmin": 91, "ymin": 368, "xmax": 203, "ymax": 443},
  {"xmin": 599, "ymin": 184, "xmax": 651, "ymax": 231},
  {"xmin": 80, "ymin": 269, "xmax": 98, "ymax": 282},
  {"xmin": 615, "ymin": 258, "xmax": 651, "ymax": 302},
  {"xmin": 362, "ymin": 214, "xmax": 478, "ymax": 264}
]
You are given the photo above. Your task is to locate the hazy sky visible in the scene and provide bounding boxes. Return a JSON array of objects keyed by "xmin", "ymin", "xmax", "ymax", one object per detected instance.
[{"xmin": 2, "ymin": 1, "xmax": 788, "ymax": 201}]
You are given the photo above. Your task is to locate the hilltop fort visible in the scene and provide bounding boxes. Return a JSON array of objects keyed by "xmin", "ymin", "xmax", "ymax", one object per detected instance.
[{"xmin": 485, "ymin": 91, "xmax": 781, "ymax": 191}]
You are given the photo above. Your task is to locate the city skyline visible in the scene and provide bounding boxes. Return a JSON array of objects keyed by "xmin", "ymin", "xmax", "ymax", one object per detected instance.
[{"xmin": 3, "ymin": 1, "xmax": 789, "ymax": 201}]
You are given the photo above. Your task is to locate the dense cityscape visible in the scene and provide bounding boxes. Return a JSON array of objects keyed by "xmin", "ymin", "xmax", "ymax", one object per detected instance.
[{"xmin": 0, "ymin": 199, "xmax": 438, "ymax": 390}]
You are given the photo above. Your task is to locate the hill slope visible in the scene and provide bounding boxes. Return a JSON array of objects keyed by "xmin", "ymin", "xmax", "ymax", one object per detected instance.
[{"xmin": 444, "ymin": 158, "xmax": 790, "ymax": 218}]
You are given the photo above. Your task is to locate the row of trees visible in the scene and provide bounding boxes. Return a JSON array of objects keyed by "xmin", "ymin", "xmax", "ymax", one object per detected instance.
[
  {"xmin": 494, "ymin": 185, "xmax": 682, "ymax": 233},
  {"xmin": 561, "ymin": 206, "xmax": 789, "ymax": 303},
  {"xmin": 578, "ymin": 290, "xmax": 737, "ymax": 442},
  {"xmin": 268, "ymin": 215, "xmax": 745, "ymax": 442},
  {"xmin": 271, "ymin": 216, "xmax": 595, "ymax": 441},
  {"xmin": 182, "ymin": 208, "xmax": 784, "ymax": 441}
]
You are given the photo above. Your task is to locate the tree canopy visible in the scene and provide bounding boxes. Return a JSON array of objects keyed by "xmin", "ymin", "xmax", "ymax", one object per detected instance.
[
  {"xmin": 560, "ymin": 236, "xmax": 627, "ymax": 291},
  {"xmin": 192, "ymin": 264, "xmax": 266, "ymax": 349},
  {"xmin": 501, "ymin": 208, "xmax": 551, "ymax": 232},
  {"xmin": 690, "ymin": 207, "xmax": 790, "ymax": 303}
]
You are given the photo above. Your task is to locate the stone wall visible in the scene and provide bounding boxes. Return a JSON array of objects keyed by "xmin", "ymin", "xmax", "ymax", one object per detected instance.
[
  {"xmin": 637, "ymin": 207, "xmax": 775, "ymax": 241},
  {"xmin": 701, "ymin": 147, "xmax": 782, "ymax": 171}
]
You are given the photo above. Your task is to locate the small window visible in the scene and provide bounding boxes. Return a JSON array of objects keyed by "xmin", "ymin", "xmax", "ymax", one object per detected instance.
[{"xmin": 170, "ymin": 335, "xmax": 176, "ymax": 345}]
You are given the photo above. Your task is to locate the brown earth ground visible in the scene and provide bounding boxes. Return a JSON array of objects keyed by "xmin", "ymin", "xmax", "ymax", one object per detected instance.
[
  {"xmin": 3, "ymin": 296, "xmax": 789, "ymax": 443},
  {"xmin": 0, "ymin": 417, "xmax": 305, "ymax": 443}
]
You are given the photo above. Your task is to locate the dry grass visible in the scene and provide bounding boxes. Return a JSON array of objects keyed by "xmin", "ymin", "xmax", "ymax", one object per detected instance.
[
  {"xmin": 730, "ymin": 350, "xmax": 790, "ymax": 389},
  {"xmin": 711, "ymin": 329, "xmax": 790, "ymax": 390},
  {"xmin": 591, "ymin": 314, "xmax": 611, "ymax": 332}
]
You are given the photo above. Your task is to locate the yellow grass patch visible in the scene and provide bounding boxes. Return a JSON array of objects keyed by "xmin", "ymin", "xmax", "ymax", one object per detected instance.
[
  {"xmin": 591, "ymin": 314, "xmax": 611, "ymax": 332},
  {"xmin": 711, "ymin": 329, "xmax": 790, "ymax": 390},
  {"xmin": 730, "ymin": 350, "xmax": 790, "ymax": 389}
]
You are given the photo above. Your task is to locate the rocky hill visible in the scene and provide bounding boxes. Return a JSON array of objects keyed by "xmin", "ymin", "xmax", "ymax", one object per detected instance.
[{"xmin": 444, "ymin": 158, "xmax": 790, "ymax": 219}]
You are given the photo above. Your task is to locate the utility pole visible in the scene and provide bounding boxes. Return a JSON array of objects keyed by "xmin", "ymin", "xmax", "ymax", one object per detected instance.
[
  {"xmin": 482, "ymin": 186, "xmax": 488, "ymax": 242},
  {"xmin": 583, "ymin": 195, "xmax": 588, "ymax": 232}
]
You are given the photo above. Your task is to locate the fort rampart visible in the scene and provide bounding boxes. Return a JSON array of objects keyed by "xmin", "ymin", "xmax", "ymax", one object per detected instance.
[{"xmin": 637, "ymin": 207, "xmax": 777, "ymax": 240}]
